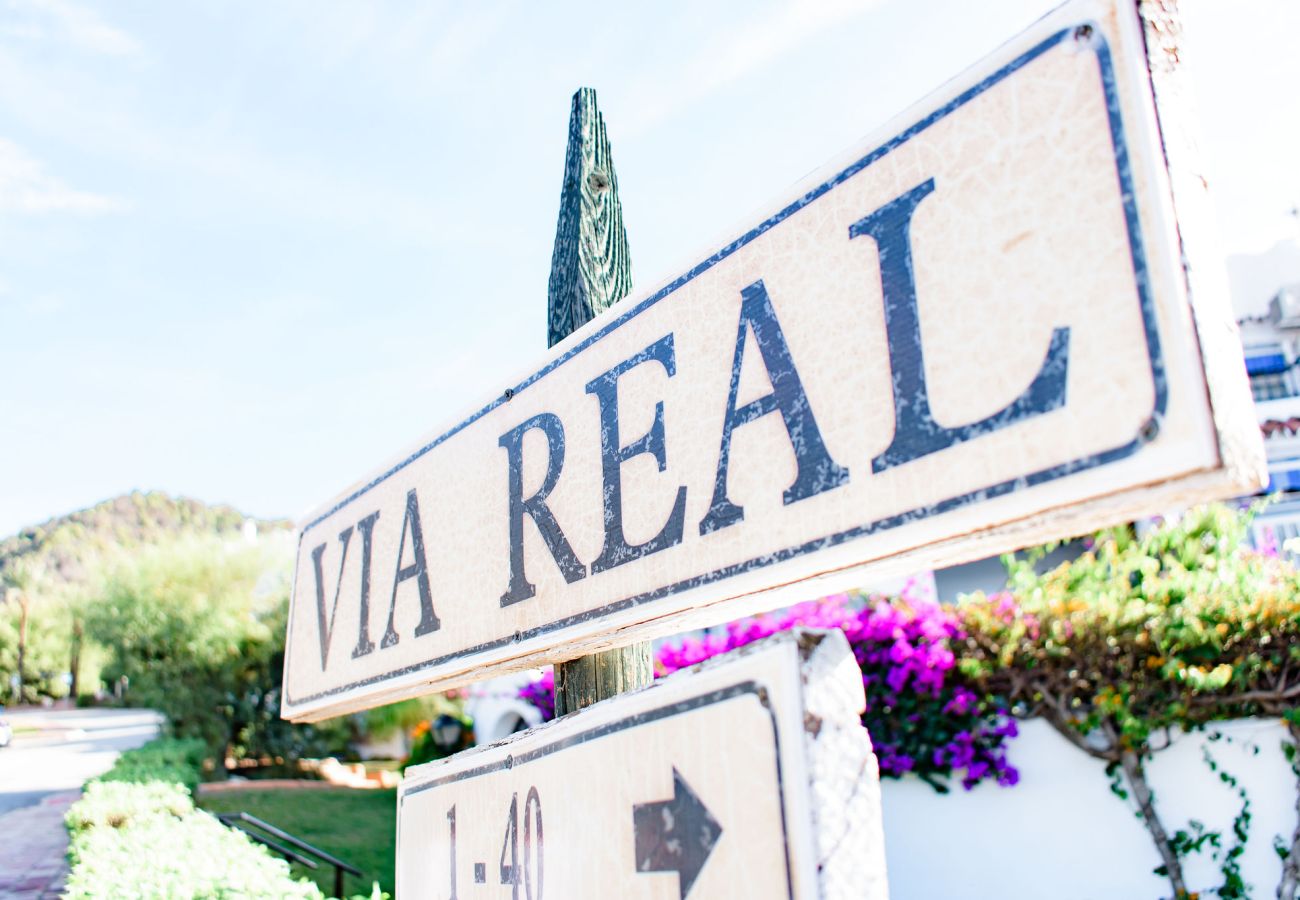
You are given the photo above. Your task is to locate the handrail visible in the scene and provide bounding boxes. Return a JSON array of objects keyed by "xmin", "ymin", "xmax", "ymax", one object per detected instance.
[
  {"xmin": 227, "ymin": 826, "xmax": 321, "ymax": 870},
  {"xmin": 217, "ymin": 811, "xmax": 362, "ymax": 897}
]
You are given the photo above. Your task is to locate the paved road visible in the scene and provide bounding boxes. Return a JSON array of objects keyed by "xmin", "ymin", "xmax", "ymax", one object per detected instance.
[{"xmin": 0, "ymin": 708, "xmax": 161, "ymax": 815}]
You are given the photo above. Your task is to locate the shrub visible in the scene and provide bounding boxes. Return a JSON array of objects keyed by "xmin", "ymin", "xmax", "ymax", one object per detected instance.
[
  {"xmin": 94, "ymin": 736, "xmax": 209, "ymax": 795},
  {"xmin": 403, "ymin": 713, "xmax": 474, "ymax": 772},
  {"xmin": 64, "ymin": 799, "xmax": 326, "ymax": 900},
  {"xmin": 65, "ymin": 736, "xmax": 331, "ymax": 899},
  {"xmin": 65, "ymin": 780, "xmax": 192, "ymax": 834},
  {"xmin": 66, "ymin": 736, "xmax": 392, "ymax": 899}
]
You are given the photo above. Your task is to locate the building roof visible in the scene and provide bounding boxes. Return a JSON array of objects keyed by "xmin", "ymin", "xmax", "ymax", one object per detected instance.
[{"xmin": 1262, "ymin": 418, "xmax": 1300, "ymax": 438}]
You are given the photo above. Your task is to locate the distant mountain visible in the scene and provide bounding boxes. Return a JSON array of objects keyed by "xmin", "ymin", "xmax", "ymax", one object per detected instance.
[{"xmin": 0, "ymin": 491, "xmax": 291, "ymax": 598}]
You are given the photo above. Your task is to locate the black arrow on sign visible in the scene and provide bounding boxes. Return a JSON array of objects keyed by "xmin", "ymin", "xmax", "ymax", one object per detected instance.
[{"xmin": 632, "ymin": 767, "xmax": 723, "ymax": 899}]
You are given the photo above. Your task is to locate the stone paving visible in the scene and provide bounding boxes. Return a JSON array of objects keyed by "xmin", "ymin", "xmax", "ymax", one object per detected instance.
[{"xmin": 0, "ymin": 789, "xmax": 78, "ymax": 899}]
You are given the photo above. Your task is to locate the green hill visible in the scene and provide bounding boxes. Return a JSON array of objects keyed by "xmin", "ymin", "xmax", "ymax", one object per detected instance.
[{"xmin": 0, "ymin": 491, "xmax": 290, "ymax": 599}]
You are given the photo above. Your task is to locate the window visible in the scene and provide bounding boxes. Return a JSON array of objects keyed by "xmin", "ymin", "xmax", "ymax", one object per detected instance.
[{"xmin": 1251, "ymin": 372, "xmax": 1294, "ymax": 401}]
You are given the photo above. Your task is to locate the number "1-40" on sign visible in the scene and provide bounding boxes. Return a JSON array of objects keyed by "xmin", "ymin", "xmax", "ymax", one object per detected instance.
[{"xmin": 445, "ymin": 788, "xmax": 544, "ymax": 899}]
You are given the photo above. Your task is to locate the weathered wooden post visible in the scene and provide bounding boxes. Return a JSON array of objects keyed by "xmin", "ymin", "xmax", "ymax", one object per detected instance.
[{"xmin": 547, "ymin": 87, "xmax": 653, "ymax": 716}]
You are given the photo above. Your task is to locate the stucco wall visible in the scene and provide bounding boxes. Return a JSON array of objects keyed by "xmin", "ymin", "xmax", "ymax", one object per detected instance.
[{"xmin": 879, "ymin": 718, "xmax": 1294, "ymax": 899}]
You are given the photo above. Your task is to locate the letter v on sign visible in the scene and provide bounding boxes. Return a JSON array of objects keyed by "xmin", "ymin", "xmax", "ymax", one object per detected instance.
[{"xmin": 308, "ymin": 510, "xmax": 379, "ymax": 670}]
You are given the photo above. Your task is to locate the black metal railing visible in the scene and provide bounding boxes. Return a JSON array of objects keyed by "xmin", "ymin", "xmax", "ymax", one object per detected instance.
[{"xmin": 217, "ymin": 811, "xmax": 363, "ymax": 898}]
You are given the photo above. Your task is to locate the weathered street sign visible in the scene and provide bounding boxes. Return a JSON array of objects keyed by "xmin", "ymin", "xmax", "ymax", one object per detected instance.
[
  {"xmin": 395, "ymin": 629, "xmax": 887, "ymax": 899},
  {"xmin": 282, "ymin": 0, "xmax": 1264, "ymax": 721}
]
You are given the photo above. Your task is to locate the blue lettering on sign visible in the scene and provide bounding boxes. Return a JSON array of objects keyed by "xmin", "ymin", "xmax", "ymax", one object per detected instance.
[
  {"xmin": 382, "ymin": 488, "xmax": 441, "ymax": 647},
  {"xmin": 585, "ymin": 334, "xmax": 688, "ymax": 574},
  {"xmin": 351, "ymin": 510, "xmax": 381, "ymax": 659},
  {"xmin": 849, "ymin": 178, "xmax": 1071, "ymax": 473},
  {"xmin": 309, "ymin": 507, "xmax": 381, "ymax": 670},
  {"xmin": 700, "ymin": 280, "xmax": 850, "ymax": 535},
  {"xmin": 498, "ymin": 412, "xmax": 587, "ymax": 606}
]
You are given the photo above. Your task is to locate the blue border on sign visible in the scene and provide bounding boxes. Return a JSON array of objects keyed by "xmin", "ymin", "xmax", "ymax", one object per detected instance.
[{"xmin": 287, "ymin": 24, "xmax": 1165, "ymax": 709}]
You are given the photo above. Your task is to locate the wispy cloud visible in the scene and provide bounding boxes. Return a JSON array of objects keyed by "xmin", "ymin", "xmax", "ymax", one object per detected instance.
[
  {"xmin": 4, "ymin": 0, "xmax": 141, "ymax": 56},
  {"xmin": 268, "ymin": 1, "xmax": 509, "ymax": 96},
  {"xmin": 0, "ymin": 138, "xmax": 127, "ymax": 214},
  {"xmin": 621, "ymin": 0, "xmax": 884, "ymax": 138}
]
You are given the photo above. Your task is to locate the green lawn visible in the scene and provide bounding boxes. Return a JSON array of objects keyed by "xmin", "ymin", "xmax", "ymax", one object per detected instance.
[{"xmin": 200, "ymin": 787, "xmax": 396, "ymax": 898}]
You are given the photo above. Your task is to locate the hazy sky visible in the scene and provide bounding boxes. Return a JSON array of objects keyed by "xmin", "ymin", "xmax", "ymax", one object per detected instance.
[{"xmin": 1, "ymin": 0, "xmax": 1297, "ymax": 537}]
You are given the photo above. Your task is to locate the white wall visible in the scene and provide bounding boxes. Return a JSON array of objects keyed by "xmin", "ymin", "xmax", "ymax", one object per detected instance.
[
  {"xmin": 879, "ymin": 718, "xmax": 1294, "ymax": 900},
  {"xmin": 465, "ymin": 671, "xmax": 546, "ymax": 744}
]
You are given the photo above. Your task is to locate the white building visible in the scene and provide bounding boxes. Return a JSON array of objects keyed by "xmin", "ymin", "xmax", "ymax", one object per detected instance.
[{"xmin": 1239, "ymin": 282, "xmax": 1300, "ymax": 552}]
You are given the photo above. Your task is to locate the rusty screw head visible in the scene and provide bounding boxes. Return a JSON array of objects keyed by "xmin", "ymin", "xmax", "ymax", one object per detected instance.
[{"xmin": 1138, "ymin": 416, "xmax": 1161, "ymax": 443}]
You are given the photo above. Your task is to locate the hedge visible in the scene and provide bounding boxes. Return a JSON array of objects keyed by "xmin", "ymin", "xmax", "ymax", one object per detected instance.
[
  {"xmin": 64, "ymin": 790, "xmax": 324, "ymax": 900},
  {"xmin": 63, "ymin": 737, "xmax": 384, "ymax": 899},
  {"xmin": 90, "ymin": 736, "xmax": 208, "ymax": 796}
]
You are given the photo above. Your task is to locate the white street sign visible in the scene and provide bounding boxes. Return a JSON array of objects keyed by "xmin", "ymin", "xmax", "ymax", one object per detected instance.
[
  {"xmin": 396, "ymin": 629, "xmax": 886, "ymax": 900},
  {"xmin": 282, "ymin": 0, "xmax": 1263, "ymax": 721}
]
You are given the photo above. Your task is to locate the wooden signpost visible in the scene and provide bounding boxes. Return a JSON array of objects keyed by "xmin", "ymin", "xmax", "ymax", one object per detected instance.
[
  {"xmin": 396, "ymin": 629, "xmax": 888, "ymax": 900},
  {"xmin": 545, "ymin": 88, "xmax": 652, "ymax": 717}
]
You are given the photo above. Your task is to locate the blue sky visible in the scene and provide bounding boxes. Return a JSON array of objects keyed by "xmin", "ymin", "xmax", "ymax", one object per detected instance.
[{"xmin": 1, "ymin": 0, "xmax": 1297, "ymax": 537}]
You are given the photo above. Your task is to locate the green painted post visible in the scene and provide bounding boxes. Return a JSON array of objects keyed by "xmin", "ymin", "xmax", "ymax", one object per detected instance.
[{"xmin": 548, "ymin": 87, "xmax": 653, "ymax": 715}]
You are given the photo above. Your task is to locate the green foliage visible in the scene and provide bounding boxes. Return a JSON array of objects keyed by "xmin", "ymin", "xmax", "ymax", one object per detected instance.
[
  {"xmin": 83, "ymin": 535, "xmax": 348, "ymax": 763},
  {"xmin": 65, "ymin": 737, "xmax": 389, "ymax": 899},
  {"xmin": 0, "ymin": 598, "xmax": 73, "ymax": 701},
  {"xmin": 959, "ymin": 504, "xmax": 1300, "ymax": 899},
  {"xmin": 403, "ymin": 711, "xmax": 474, "ymax": 771},
  {"xmin": 64, "ymin": 788, "xmax": 326, "ymax": 900},
  {"xmin": 66, "ymin": 780, "xmax": 193, "ymax": 833},
  {"xmin": 221, "ymin": 597, "xmax": 352, "ymax": 767},
  {"xmin": 1201, "ymin": 737, "xmax": 1253, "ymax": 899},
  {"xmin": 961, "ymin": 505, "xmax": 1300, "ymax": 749},
  {"xmin": 0, "ymin": 490, "xmax": 284, "ymax": 592},
  {"xmin": 0, "ymin": 491, "xmax": 290, "ymax": 703},
  {"xmin": 364, "ymin": 694, "xmax": 464, "ymax": 741},
  {"xmin": 93, "ymin": 737, "xmax": 209, "ymax": 796}
]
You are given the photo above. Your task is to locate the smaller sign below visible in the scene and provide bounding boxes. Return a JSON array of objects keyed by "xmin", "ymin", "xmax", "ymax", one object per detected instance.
[{"xmin": 396, "ymin": 628, "xmax": 887, "ymax": 899}]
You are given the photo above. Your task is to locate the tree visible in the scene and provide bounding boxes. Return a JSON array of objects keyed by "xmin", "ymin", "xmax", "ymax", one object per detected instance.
[{"xmin": 84, "ymin": 534, "xmax": 347, "ymax": 766}]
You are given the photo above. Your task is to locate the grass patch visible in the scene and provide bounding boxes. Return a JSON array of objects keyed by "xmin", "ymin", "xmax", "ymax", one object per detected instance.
[{"xmin": 200, "ymin": 788, "xmax": 396, "ymax": 897}]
